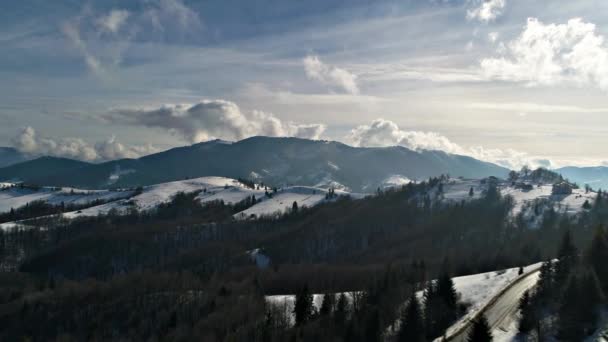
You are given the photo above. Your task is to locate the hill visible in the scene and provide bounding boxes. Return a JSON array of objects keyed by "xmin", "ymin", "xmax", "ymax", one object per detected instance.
[{"xmin": 0, "ymin": 137, "xmax": 509, "ymax": 192}]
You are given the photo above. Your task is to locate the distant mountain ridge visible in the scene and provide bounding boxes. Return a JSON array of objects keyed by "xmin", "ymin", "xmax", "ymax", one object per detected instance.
[
  {"xmin": 556, "ymin": 166, "xmax": 608, "ymax": 191},
  {"xmin": 0, "ymin": 137, "xmax": 510, "ymax": 192},
  {"xmin": 0, "ymin": 147, "xmax": 32, "ymax": 168}
]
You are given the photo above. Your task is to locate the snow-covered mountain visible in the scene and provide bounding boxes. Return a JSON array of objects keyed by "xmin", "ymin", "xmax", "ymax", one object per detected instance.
[{"xmin": 0, "ymin": 137, "xmax": 509, "ymax": 192}]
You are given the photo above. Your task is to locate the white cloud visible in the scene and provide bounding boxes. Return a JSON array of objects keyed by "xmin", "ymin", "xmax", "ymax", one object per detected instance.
[
  {"xmin": 11, "ymin": 127, "xmax": 157, "ymax": 161},
  {"xmin": 62, "ymin": 0, "xmax": 203, "ymax": 77},
  {"xmin": 488, "ymin": 31, "xmax": 499, "ymax": 43},
  {"xmin": 468, "ymin": 101, "xmax": 608, "ymax": 113},
  {"xmin": 103, "ymin": 99, "xmax": 326, "ymax": 143},
  {"xmin": 467, "ymin": 0, "xmax": 506, "ymax": 23},
  {"xmin": 347, "ymin": 118, "xmax": 552, "ymax": 170},
  {"xmin": 96, "ymin": 9, "xmax": 130, "ymax": 34},
  {"xmin": 303, "ymin": 55, "xmax": 359, "ymax": 94},
  {"xmin": 481, "ymin": 18, "xmax": 608, "ymax": 91}
]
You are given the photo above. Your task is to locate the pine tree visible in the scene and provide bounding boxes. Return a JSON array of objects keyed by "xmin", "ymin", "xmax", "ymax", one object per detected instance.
[
  {"xmin": 467, "ymin": 315, "xmax": 493, "ymax": 342},
  {"xmin": 469, "ymin": 187, "xmax": 474, "ymax": 197},
  {"xmin": 579, "ymin": 271, "xmax": 601, "ymax": 335},
  {"xmin": 293, "ymin": 284, "xmax": 314, "ymax": 325},
  {"xmin": 555, "ymin": 230, "xmax": 578, "ymax": 287},
  {"xmin": 320, "ymin": 293, "xmax": 335, "ymax": 316},
  {"xmin": 364, "ymin": 308, "xmax": 381, "ymax": 342},
  {"xmin": 517, "ymin": 290, "xmax": 534, "ymax": 334},
  {"xmin": 557, "ymin": 276, "xmax": 583, "ymax": 341},
  {"xmin": 334, "ymin": 293, "xmax": 349, "ymax": 326},
  {"xmin": 292, "ymin": 201, "xmax": 298, "ymax": 214},
  {"xmin": 586, "ymin": 226, "xmax": 608, "ymax": 293},
  {"xmin": 398, "ymin": 293, "xmax": 425, "ymax": 342}
]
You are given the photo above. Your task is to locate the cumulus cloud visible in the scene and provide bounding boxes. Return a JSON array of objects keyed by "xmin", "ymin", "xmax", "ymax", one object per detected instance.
[
  {"xmin": 481, "ymin": 18, "xmax": 608, "ymax": 91},
  {"xmin": 467, "ymin": 0, "xmax": 506, "ymax": 23},
  {"xmin": 347, "ymin": 119, "xmax": 551, "ymax": 170},
  {"xmin": 303, "ymin": 55, "xmax": 359, "ymax": 94},
  {"xmin": 103, "ymin": 99, "xmax": 326, "ymax": 143},
  {"xmin": 11, "ymin": 127, "xmax": 158, "ymax": 162}
]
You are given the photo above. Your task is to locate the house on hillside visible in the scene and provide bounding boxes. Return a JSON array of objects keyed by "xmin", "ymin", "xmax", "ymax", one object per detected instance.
[{"xmin": 552, "ymin": 182, "xmax": 573, "ymax": 196}]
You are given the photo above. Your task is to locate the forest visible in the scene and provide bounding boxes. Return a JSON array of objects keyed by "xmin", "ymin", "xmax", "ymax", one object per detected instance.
[{"xmin": 0, "ymin": 173, "xmax": 607, "ymax": 341}]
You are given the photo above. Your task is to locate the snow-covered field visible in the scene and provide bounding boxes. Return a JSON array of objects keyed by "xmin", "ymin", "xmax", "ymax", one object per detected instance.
[
  {"xmin": 0, "ymin": 177, "xmax": 357, "ymax": 228},
  {"xmin": 0, "ymin": 185, "xmax": 134, "ymax": 214}
]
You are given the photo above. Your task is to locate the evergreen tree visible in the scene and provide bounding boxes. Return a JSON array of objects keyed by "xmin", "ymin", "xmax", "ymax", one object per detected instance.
[
  {"xmin": 557, "ymin": 276, "xmax": 583, "ymax": 341},
  {"xmin": 579, "ymin": 271, "xmax": 601, "ymax": 335},
  {"xmin": 517, "ymin": 290, "xmax": 534, "ymax": 334},
  {"xmin": 364, "ymin": 309, "xmax": 381, "ymax": 342},
  {"xmin": 467, "ymin": 315, "xmax": 493, "ymax": 342},
  {"xmin": 398, "ymin": 293, "xmax": 425, "ymax": 342},
  {"xmin": 555, "ymin": 230, "xmax": 578, "ymax": 286},
  {"xmin": 293, "ymin": 284, "xmax": 314, "ymax": 325},
  {"xmin": 469, "ymin": 187, "xmax": 474, "ymax": 197},
  {"xmin": 586, "ymin": 226, "xmax": 608, "ymax": 293},
  {"xmin": 320, "ymin": 293, "xmax": 335, "ymax": 316},
  {"xmin": 334, "ymin": 293, "xmax": 349, "ymax": 326},
  {"xmin": 292, "ymin": 201, "xmax": 298, "ymax": 214}
]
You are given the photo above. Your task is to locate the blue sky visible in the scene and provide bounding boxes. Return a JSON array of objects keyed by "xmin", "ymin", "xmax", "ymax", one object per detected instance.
[{"xmin": 3, "ymin": 0, "xmax": 608, "ymax": 168}]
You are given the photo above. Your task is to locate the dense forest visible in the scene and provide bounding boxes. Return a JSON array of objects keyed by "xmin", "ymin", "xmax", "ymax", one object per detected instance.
[{"xmin": 0, "ymin": 172, "xmax": 607, "ymax": 341}]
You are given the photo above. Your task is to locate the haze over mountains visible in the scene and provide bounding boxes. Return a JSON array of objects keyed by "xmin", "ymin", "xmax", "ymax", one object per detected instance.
[
  {"xmin": 3, "ymin": 136, "xmax": 608, "ymax": 192},
  {"xmin": 0, "ymin": 136, "xmax": 508, "ymax": 192}
]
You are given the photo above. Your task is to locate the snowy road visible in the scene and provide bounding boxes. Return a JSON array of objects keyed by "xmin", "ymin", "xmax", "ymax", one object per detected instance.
[{"xmin": 446, "ymin": 270, "xmax": 541, "ymax": 342}]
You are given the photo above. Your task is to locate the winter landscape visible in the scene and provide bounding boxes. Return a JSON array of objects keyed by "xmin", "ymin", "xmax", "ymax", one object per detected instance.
[{"xmin": 2, "ymin": 0, "xmax": 608, "ymax": 341}]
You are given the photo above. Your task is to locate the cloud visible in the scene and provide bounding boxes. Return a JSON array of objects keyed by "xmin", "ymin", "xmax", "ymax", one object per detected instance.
[
  {"xmin": 303, "ymin": 55, "xmax": 359, "ymax": 94},
  {"xmin": 347, "ymin": 118, "xmax": 552, "ymax": 170},
  {"xmin": 96, "ymin": 9, "xmax": 130, "ymax": 34},
  {"xmin": 103, "ymin": 99, "xmax": 326, "ymax": 143},
  {"xmin": 11, "ymin": 127, "xmax": 157, "ymax": 161},
  {"xmin": 481, "ymin": 18, "xmax": 608, "ymax": 91},
  {"xmin": 62, "ymin": 0, "xmax": 203, "ymax": 77},
  {"xmin": 467, "ymin": 0, "xmax": 506, "ymax": 23}
]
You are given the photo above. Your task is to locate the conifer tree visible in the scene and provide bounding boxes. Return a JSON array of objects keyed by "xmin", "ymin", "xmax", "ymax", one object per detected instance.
[
  {"xmin": 467, "ymin": 315, "xmax": 493, "ymax": 342},
  {"xmin": 320, "ymin": 293, "xmax": 335, "ymax": 316},
  {"xmin": 517, "ymin": 290, "xmax": 534, "ymax": 334},
  {"xmin": 557, "ymin": 276, "xmax": 583, "ymax": 341},
  {"xmin": 293, "ymin": 284, "xmax": 314, "ymax": 325},
  {"xmin": 398, "ymin": 293, "xmax": 425, "ymax": 342},
  {"xmin": 555, "ymin": 230, "xmax": 578, "ymax": 287},
  {"xmin": 586, "ymin": 226, "xmax": 608, "ymax": 293}
]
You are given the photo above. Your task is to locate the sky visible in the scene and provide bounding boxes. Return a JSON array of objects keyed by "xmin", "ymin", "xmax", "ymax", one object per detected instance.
[{"xmin": 2, "ymin": 0, "xmax": 608, "ymax": 169}]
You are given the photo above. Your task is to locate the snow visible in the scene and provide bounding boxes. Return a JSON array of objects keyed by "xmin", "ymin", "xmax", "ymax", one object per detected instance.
[
  {"xmin": 385, "ymin": 262, "xmax": 543, "ymax": 338},
  {"xmin": 440, "ymin": 178, "xmax": 484, "ymax": 201},
  {"xmin": 450, "ymin": 263, "xmax": 542, "ymax": 317},
  {"xmin": 0, "ymin": 185, "xmax": 134, "ymax": 214},
  {"xmin": 0, "ymin": 177, "xmax": 357, "ymax": 225},
  {"xmin": 235, "ymin": 186, "xmax": 326, "ymax": 219},
  {"xmin": 382, "ymin": 175, "xmax": 414, "ymax": 188},
  {"xmin": 265, "ymin": 292, "xmax": 360, "ymax": 326}
]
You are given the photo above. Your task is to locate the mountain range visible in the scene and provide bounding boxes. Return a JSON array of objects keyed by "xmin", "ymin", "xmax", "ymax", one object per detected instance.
[{"xmin": 0, "ymin": 137, "xmax": 509, "ymax": 192}]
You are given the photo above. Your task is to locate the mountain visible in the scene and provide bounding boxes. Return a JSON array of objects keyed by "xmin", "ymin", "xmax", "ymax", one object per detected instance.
[
  {"xmin": 0, "ymin": 137, "xmax": 509, "ymax": 192},
  {"xmin": 0, "ymin": 156, "xmax": 92, "ymax": 183},
  {"xmin": 556, "ymin": 166, "xmax": 608, "ymax": 190},
  {"xmin": 0, "ymin": 147, "xmax": 32, "ymax": 168}
]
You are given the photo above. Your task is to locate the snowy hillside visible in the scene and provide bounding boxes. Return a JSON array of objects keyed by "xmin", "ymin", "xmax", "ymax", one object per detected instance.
[
  {"xmin": 0, "ymin": 177, "xmax": 357, "ymax": 229},
  {"xmin": 435, "ymin": 178, "xmax": 596, "ymax": 225},
  {"xmin": 0, "ymin": 184, "xmax": 134, "ymax": 214}
]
